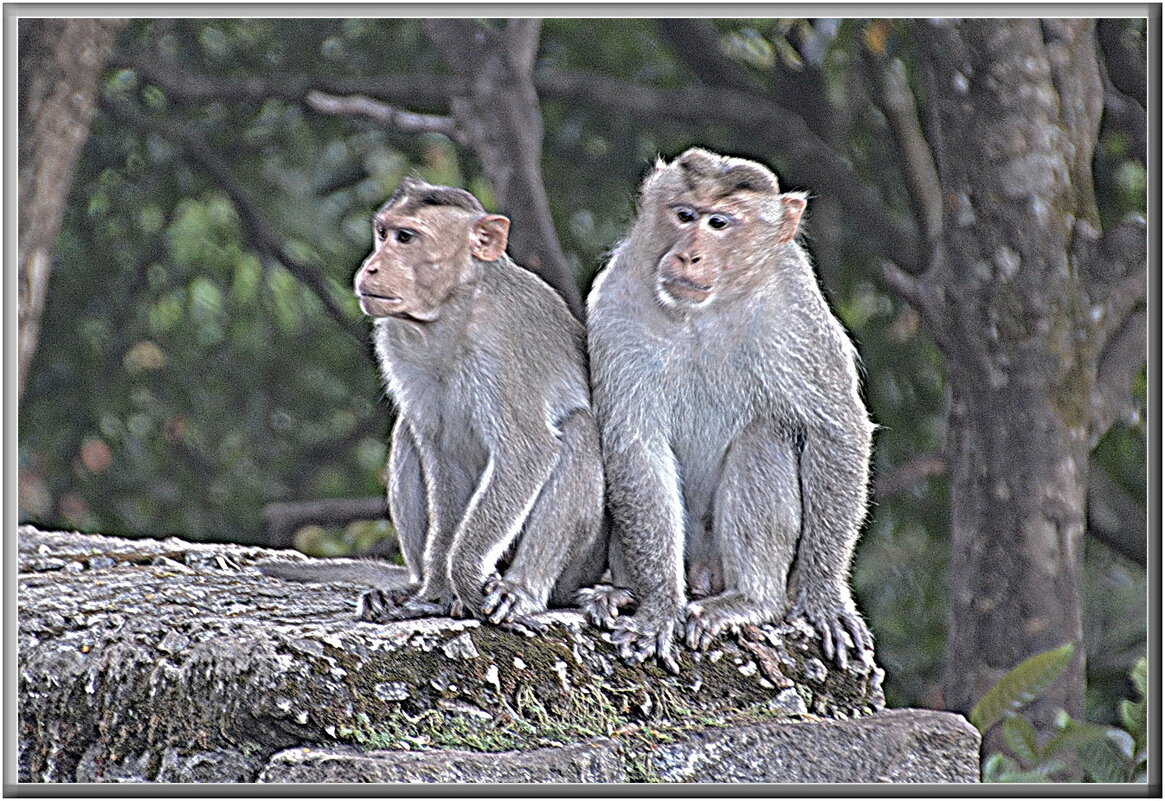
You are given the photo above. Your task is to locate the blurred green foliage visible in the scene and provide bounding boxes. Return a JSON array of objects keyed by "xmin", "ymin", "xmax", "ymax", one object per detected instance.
[{"xmin": 18, "ymin": 18, "xmax": 1146, "ymax": 724}]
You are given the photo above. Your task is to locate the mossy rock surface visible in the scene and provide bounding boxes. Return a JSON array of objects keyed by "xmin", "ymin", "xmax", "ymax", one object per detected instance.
[{"xmin": 18, "ymin": 527, "xmax": 975, "ymax": 783}]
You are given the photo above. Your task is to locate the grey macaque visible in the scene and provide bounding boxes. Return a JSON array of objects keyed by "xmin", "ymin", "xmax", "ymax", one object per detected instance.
[
  {"xmin": 267, "ymin": 178, "xmax": 606, "ymax": 634},
  {"xmin": 585, "ymin": 148, "xmax": 875, "ymax": 671}
]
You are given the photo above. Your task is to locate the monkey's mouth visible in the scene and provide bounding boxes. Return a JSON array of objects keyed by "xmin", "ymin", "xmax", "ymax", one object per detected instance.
[
  {"xmin": 658, "ymin": 274, "xmax": 713, "ymax": 304},
  {"xmin": 357, "ymin": 291, "xmax": 405, "ymax": 317}
]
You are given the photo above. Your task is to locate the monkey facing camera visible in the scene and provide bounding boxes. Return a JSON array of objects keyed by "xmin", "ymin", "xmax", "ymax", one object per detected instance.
[
  {"xmin": 586, "ymin": 148, "xmax": 876, "ymax": 672},
  {"xmin": 346, "ymin": 178, "xmax": 607, "ymax": 634}
]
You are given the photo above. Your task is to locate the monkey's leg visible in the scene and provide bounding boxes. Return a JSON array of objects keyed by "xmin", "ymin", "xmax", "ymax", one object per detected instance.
[
  {"xmin": 685, "ymin": 427, "xmax": 800, "ymax": 651},
  {"xmin": 786, "ymin": 424, "xmax": 874, "ymax": 668},
  {"xmin": 605, "ymin": 438, "xmax": 687, "ymax": 673},
  {"xmin": 359, "ymin": 419, "xmax": 429, "ymax": 623},
  {"xmin": 445, "ymin": 433, "xmax": 559, "ymax": 624},
  {"xmin": 484, "ymin": 409, "xmax": 606, "ymax": 634}
]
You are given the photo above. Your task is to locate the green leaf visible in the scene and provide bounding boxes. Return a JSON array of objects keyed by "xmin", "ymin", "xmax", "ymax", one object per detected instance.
[
  {"xmin": 1120, "ymin": 698, "xmax": 1146, "ymax": 757},
  {"xmin": 1001, "ymin": 715, "xmax": 1039, "ymax": 762},
  {"xmin": 1077, "ymin": 732, "xmax": 1134, "ymax": 783},
  {"xmin": 1130, "ymin": 655, "xmax": 1147, "ymax": 698},
  {"xmin": 970, "ymin": 643, "xmax": 1075, "ymax": 733}
]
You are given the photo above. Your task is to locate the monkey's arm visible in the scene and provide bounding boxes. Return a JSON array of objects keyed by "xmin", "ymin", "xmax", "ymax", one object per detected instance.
[
  {"xmin": 446, "ymin": 433, "xmax": 559, "ymax": 617},
  {"xmin": 386, "ymin": 417, "xmax": 427, "ymax": 585},
  {"xmin": 788, "ymin": 417, "xmax": 875, "ymax": 668},
  {"xmin": 604, "ymin": 436, "xmax": 688, "ymax": 673},
  {"xmin": 357, "ymin": 418, "xmax": 429, "ymax": 623}
]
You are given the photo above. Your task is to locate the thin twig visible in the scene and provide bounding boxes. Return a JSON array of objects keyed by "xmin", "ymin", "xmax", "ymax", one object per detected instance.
[{"xmin": 305, "ymin": 90, "xmax": 460, "ymax": 140}]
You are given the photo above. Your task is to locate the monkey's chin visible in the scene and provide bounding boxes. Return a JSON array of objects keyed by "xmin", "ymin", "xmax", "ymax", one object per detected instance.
[{"xmin": 657, "ymin": 277, "xmax": 713, "ymax": 308}]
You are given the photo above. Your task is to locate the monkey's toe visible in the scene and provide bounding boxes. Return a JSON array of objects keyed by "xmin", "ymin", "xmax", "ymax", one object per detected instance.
[
  {"xmin": 357, "ymin": 589, "xmax": 396, "ymax": 623},
  {"xmin": 480, "ymin": 576, "xmax": 546, "ymax": 633},
  {"xmin": 683, "ymin": 612, "xmax": 722, "ymax": 651},
  {"xmin": 788, "ymin": 601, "xmax": 874, "ymax": 669}
]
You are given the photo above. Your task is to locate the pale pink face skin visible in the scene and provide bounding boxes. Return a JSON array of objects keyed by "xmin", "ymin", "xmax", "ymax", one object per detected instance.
[
  {"xmin": 653, "ymin": 192, "xmax": 805, "ymax": 309},
  {"xmin": 354, "ymin": 204, "xmax": 509, "ymax": 322}
]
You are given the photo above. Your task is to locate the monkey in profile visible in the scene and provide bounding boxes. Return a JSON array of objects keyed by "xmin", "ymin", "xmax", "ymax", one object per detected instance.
[
  {"xmin": 265, "ymin": 178, "xmax": 606, "ymax": 634},
  {"xmin": 585, "ymin": 148, "xmax": 875, "ymax": 671}
]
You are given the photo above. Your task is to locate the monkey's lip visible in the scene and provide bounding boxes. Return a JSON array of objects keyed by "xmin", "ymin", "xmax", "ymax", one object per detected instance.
[
  {"xmin": 357, "ymin": 292, "xmax": 406, "ymax": 318},
  {"xmin": 658, "ymin": 274, "xmax": 714, "ymax": 303}
]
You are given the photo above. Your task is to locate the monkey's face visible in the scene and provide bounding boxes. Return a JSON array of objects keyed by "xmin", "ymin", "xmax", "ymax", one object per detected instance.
[
  {"xmin": 646, "ymin": 151, "xmax": 806, "ymax": 311},
  {"xmin": 654, "ymin": 200, "xmax": 743, "ymax": 308},
  {"xmin": 354, "ymin": 205, "xmax": 510, "ymax": 322}
]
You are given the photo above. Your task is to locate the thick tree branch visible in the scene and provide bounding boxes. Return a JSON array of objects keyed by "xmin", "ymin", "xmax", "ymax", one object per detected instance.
[
  {"xmin": 1091, "ymin": 307, "xmax": 1147, "ymax": 448},
  {"xmin": 19, "ymin": 19, "xmax": 127, "ymax": 398},
  {"xmin": 654, "ymin": 19, "xmax": 763, "ymax": 93},
  {"xmin": 103, "ymin": 97, "xmax": 367, "ymax": 350},
  {"xmin": 423, "ymin": 19, "xmax": 582, "ymax": 318},
  {"xmin": 1086, "ymin": 466, "xmax": 1146, "ymax": 567},
  {"xmin": 862, "ymin": 55, "xmax": 943, "ymax": 243},
  {"xmin": 110, "ymin": 50, "xmax": 461, "ymax": 107},
  {"xmin": 305, "ymin": 91, "xmax": 460, "ymax": 140},
  {"xmin": 1097, "ymin": 18, "xmax": 1147, "ymax": 107},
  {"xmin": 505, "ymin": 18, "xmax": 542, "ymax": 75}
]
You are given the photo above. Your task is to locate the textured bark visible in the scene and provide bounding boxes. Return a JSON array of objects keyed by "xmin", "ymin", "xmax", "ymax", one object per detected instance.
[
  {"xmin": 906, "ymin": 19, "xmax": 1143, "ymax": 748},
  {"xmin": 18, "ymin": 19, "xmax": 126, "ymax": 398},
  {"xmin": 423, "ymin": 20, "xmax": 582, "ymax": 319}
]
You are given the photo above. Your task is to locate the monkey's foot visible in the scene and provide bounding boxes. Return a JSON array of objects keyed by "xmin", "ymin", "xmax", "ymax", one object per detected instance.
[
  {"xmin": 358, "ymin": 589, "xmax": 455, "ymax": 624},
  {"xmin": 356, "ymin": 587, "xmax": 415, "ymax": 623},
  {"xmin": 683, "ymin": 594, "xmax": 771, "ymax": 651},
  {"xmin": 610, "ymin": 614, "xmax": 682, "ymax": 674},
  {"xmin": 480, "ymin": 574, "xmax": 548, "ymax": 637},
  {"xmin": 786, "ymin": 599, "xmax": 874, "ymax": 670},
  {"xmin": 576, "ymin": 584, "xmax": 636, "ymax": 630}
]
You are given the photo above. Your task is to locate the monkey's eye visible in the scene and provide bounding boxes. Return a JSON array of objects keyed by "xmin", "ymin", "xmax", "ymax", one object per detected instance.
[
  {"xmin": 707, "ymin": 214, "xmax": 732, "ymax": 230},
  {"xmin": 395, "ymin": 229, "xmax": 417, "ymax": 244},
  {"xmin": 375, "ymin": 225, "xmax": 388, "ymax": 241},
  {"xmin": 675, "ymin": 207, "xmax": 697, "ymax": 224}
]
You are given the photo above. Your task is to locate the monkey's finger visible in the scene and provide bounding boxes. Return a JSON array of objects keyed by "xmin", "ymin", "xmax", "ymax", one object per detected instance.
[
  {"xmin": 830, "ymin": 620, "xmax": 850, "ymax": 670},
  {"xmin": 818, "ymin": 622, "xmax": 835, "ymax": 664},
  {"xmin": 487, "ymin": 595, "xmax": 515, "ymax": 625},
  {"xmin": 843, "ymin": 615, "xmax": 874, "ymax": 656}
]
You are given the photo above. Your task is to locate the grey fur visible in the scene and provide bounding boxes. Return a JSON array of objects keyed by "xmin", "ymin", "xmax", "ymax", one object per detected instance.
[
  {"xmin": 372, "ymin": 254, "xmax": 606, "ymax": 624},
  {"xmin": 265, "ymin": 182, "xmax": 606, "ymax": 633},
  {"xmin": 586, "ymin": 149, "xmax": 875, "ymax": 671}
]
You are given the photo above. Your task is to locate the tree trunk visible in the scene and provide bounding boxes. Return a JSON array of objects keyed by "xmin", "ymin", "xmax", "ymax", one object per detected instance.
[
  {"xmin": 18, "ymin": 19, "xmax": 126, "ymax": 398},
  {"xmin": 909, "ymin": 19, "xmax": 1114, "ymax": 747},
  {"xmin": 423, "ymin": 19, "xmax": 582, "ymax": 319}
]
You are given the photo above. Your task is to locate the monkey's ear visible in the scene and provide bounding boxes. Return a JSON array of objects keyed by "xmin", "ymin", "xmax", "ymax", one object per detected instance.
[
  {"xmin": 776, "ymin": 192, "xmax": 808, "ymax": 244},
  {"xmin": 471, "ymin": 214, "xmax": 511, "ymax": 262}
]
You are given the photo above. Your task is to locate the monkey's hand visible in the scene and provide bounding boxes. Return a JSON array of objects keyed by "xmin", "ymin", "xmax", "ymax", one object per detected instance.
[
  {"xmin": 481, "ymin": 574, "xmax": 548, "ymax": 637},
  {"xmin": 786, "ymin": 595, "xmax": 874, "ymax": 670},
  {"xmin": 576, "ymin": 584, "xmax": 636, "ymax": 630},
  {"xmin": 610, "ymin": 611, "xmax": 684, "ymax": 674}
]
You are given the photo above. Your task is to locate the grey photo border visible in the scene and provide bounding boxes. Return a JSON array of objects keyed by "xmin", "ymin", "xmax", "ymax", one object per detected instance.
[{"xmin": 4, "ymin": 2, "xmax": 1159, "ymax": 797}]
